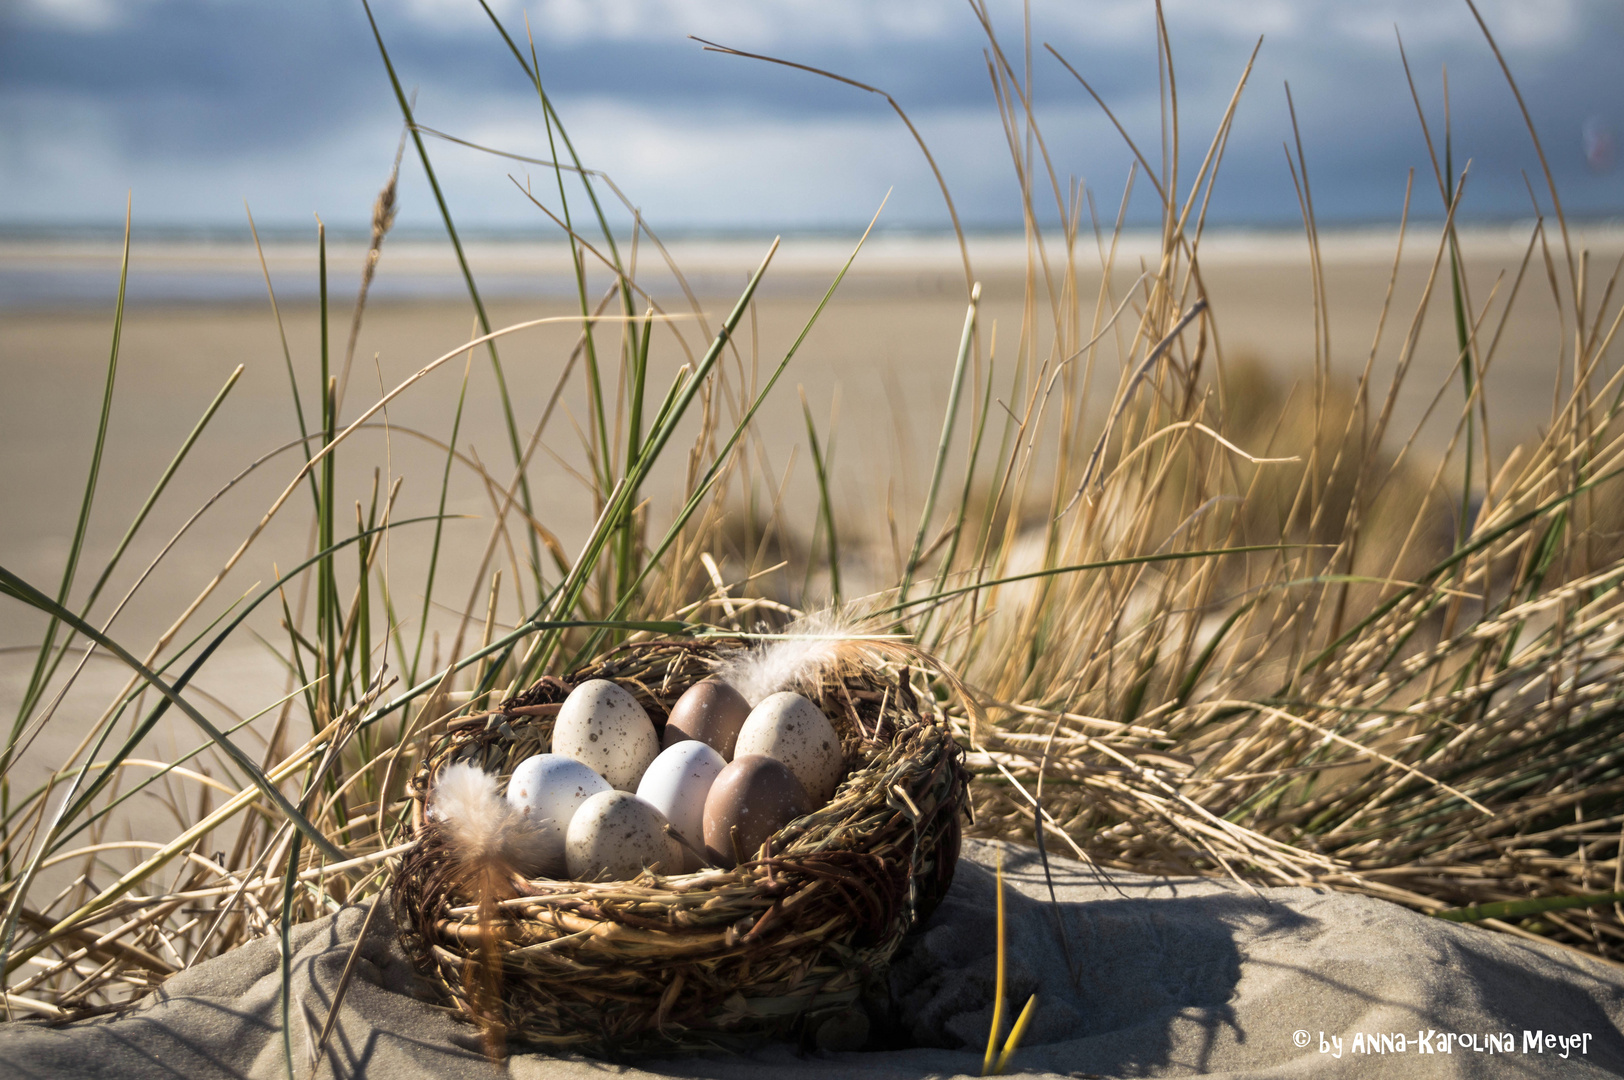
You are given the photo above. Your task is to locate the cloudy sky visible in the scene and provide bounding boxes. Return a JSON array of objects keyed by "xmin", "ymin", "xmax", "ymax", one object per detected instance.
[{"xmin": 2, "ymin": 0, "xmax": 1621, "ymax": 235}]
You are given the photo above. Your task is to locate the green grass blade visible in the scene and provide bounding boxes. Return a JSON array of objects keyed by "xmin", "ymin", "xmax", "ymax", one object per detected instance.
[
  {"xmin": 0, "ymin": 565, "xmax": 347, "ymax": 984},
  {"xmin": 278, "ymin": 830, "xmax": 303, "ymax": 1080},
  {"xmin": 1174, "ymin": 600, "xmax": 1256, "ymax": 708},
  {"xmin": 800, "ymin": 389, "xmax": 842, "ymax": 603},
  {"xmin": 49, "ymin": 680, "xmax": 318, "ymax": 854},
  {"xmin": 4, "ymin": 364, "xmax": 244, "ymax": 779},
  {"xmin": 1434, "ymin": 890, "xmax": 1624, "ymax": 923},
  {"xmin": 52, "ymin": 515, "xmax": 448, "ymax": 830},
  {"xmin": 617, "ymin": 307, "xmax": 657, "ymax": 605},
  {"xmin": 627, "ymin": 308, "xmax": 654, "ymax": 492},
  {"xmin": 476, "ymin": 1, "xmax": 631, "ymax": 272},
  {"xmin": 359, "ymin": 0, "xmax": 542, "ymax": 584},
  {"xmin": 529, "ymin": 36, "xmax": 612, "ymax": 495},
  {"xmin": 487, "ymin": 9, "xmax": 646, "ymax": 584},
  {"xmin": 11, "ymin": 199, "xmax": 131, "ymax": 746},
  {"xmin": 902, "ymin": 282, "xmax": 979, "ymax": 603},
  {"xmin": 85, "ymin": 364, "xmax": 245, "ymax": 616},
  {"xmin": 246, "ymin": 205, "xmax": 321, "ymax": 517},
  {"xmin": 1443, "ymin": 128, "xmax": 1478, "ymax": 550},
  {"xmin": 515, "ymin": 27, "xmax": 638, "ymax": 615},
  {"xmin": 533, "ymin": 240, "xmax": 779, "ymax": 677},
  {"xmin": 928, "ymin": 353, "xmax": 996, "ymax": 608},
  {"xmin": 590, "ymin": 204, "xmax": 884, "ymax": 651},
  {"xmin": 0, "ymin": 564, "xmax": 346, "ymax": 866},
  {"xmin": 411, "ymin": 341, "xmax": 476, "ymax": 685},
  {"xmin": 318, "ymin": 223, "xmax": 339, "ymax": 724}
]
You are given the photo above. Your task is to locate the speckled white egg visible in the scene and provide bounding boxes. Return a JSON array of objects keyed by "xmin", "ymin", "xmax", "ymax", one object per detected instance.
[
  {"xmin": 733, "ymin": 691, "xmax": 844, "ymax": 805},
  {"xmin": 504, "ymin": 754, "xmax": 611, "ymax": 877},
  {"xmin": 635, "ymin": 741, "xmax": 726, "ymax": 871},
  {"xmin": 565, "ymin": 790, "xmax": 681, "ymax": 881},
  {"xmin": 552, "ymin": 679, "xmax": 659, "ymax": 791}
]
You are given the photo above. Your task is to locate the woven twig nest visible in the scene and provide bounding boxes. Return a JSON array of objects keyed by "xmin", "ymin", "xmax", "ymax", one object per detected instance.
[{"xmin": 393, "ymin": 636, "xmax": 969, "ymax": 1056}]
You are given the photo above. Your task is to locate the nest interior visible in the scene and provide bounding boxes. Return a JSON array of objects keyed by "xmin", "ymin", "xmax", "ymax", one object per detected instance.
[{"xmin": 393, "ymin": 638, "xmax": 970, "ymax": 1056}]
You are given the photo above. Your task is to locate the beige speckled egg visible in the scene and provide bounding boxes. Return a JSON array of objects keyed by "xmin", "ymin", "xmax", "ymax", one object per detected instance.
[
  {"xmin": 662, "ymin": 678, "xmax": 752, "ymax": 759},
  {"xmin": 552, "ymin": 679, "xmax": 659, "ymax": 791},
  {"xmin": 733, "ymin": 691, "xmax": 844, "ymax": 804},
  {"xmin": 701, "ymin": 755, "xmax": 811, "ymax": 869},
  {"xmin": 565, "ymin": 790, "xmax": 681, "ymax": 881}
]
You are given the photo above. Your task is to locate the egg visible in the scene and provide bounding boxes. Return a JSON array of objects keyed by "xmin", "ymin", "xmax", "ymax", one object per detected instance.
[
  {"xmin": 504, "ymin": 754, "xmax": 611, "ymax": 876},
  {"xmin": 565, "ymin": 790, "xmax": 682, "ymax": 881},
  {"xmin": 636, "ymin": 741, "xmax": 726, "ymax": 871},
  {"xmin": 733, "ymin": 691, "xmax": 845, "ymax": 804},
  {"xmin": 662, "ymin": 678, "xmax": 752, "ymax": 759},
  {"xmin": 701, "ymin": 755, "xmax": 811, "ymax": 869},
  {"xmin": 552, "ymin": 679, "xmax": 659, "ymax": 791}
]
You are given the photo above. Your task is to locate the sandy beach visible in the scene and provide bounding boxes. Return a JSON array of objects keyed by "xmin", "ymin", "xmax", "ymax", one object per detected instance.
[{"xmin": 1, "ymin": 223, "xmax": 1617, "ymax": 824}]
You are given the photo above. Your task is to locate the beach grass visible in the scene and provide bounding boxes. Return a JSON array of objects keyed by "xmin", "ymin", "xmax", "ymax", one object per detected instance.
[{"xmin": 5, "ymin": 0, "xmax": 1624, "ymax": 1036}]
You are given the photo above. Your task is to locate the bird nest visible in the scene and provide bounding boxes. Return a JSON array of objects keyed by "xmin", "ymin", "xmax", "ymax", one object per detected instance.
[{"xmin": 392, "ymin": 637, "xmax": 970, "ymax": 1057}]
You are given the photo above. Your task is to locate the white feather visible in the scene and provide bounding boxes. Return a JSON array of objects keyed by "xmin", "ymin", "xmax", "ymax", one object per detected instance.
[
  {"xmin": 717, "ymin": 609, "xmax": 868, "ymax": 706},
  {"xmin": 430, "ymin": 761, "xmax": 561, "ymax": 878}
]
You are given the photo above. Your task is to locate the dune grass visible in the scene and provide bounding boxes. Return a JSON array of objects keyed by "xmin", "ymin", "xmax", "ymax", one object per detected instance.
[{"xmin": 4, "ymin": 0, "xmax": 1624, "ymax": 1037}]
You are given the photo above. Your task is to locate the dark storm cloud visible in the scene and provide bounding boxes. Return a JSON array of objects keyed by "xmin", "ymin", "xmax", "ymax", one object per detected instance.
[
  {"xmin": 1, "ymin": 0, "xmax": 1620, "ymax": 230},
  {"xmin": 0, "ymin": 1, "xmax": 1077, "ymax": 151}
]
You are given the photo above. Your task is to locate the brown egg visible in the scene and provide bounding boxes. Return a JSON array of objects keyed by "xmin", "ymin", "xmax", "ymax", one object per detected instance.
[
  {"xmin": 701, "ymin": 755, "xmax": 811, "ymax": 869},
  {"xmin": 663, "ymin": 678, "xmax": 752, "ymax": 759}
]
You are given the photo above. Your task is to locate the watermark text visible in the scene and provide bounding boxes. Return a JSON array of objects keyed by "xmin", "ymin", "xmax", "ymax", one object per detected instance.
[{"xmin": 1291, "ymin": 1029, "xmax": 1594, "ymax": 1059}]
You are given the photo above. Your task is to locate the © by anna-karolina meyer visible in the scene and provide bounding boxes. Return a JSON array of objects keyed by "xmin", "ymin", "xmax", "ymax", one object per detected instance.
[{"xmin": 1294, "ymin": 1028, "xmax": 1596, "ymax": 1059}]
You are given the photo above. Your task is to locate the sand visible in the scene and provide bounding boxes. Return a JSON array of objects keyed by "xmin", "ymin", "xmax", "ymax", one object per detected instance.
[
  {"xmin": 3, "ymin": 227, "xmax": 1611, "ymax": 646},
  {"xmin": 3, "ymin": 226, "xmax": 1618, "ymax": 858},
  {"xmin": 3, "ymin": 839, "xmax": 1622, "ymax": 1078}
]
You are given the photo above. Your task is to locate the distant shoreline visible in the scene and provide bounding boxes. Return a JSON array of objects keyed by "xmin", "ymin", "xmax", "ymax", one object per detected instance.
[{"xmin": 5, "ymin": 222, "xmax": 1621, "ymax": 308}]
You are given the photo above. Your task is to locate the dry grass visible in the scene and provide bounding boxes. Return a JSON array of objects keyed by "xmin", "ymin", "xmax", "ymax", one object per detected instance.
[{"xmin": 5, "ymin": 0, "xmax": 1624, "ymax": 1046}]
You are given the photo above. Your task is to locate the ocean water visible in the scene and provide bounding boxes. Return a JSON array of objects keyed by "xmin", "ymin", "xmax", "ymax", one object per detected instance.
[{"xmin": 0, "ymin": 224, "xmax": 1573, "ymax": 310}]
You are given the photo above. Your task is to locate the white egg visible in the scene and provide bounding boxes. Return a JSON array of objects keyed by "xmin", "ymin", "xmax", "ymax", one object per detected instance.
[
  {"xmin": 504, "ymin": 754, "xmax": 611, "ymax": 877},
  {"xmin": 636, "ymin": 741, "xmax": 726, "ymax": 872},
  {"xmin": 565, "ymin": 790, "xmax": 681, "ymax": 881},
  {"xmin": 552, "ymin": 679, "xmax": 659, "ymax": 791},
  {"xmin": 733, "ymin": 692, "xmax": 844, "ymax": 805}
]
